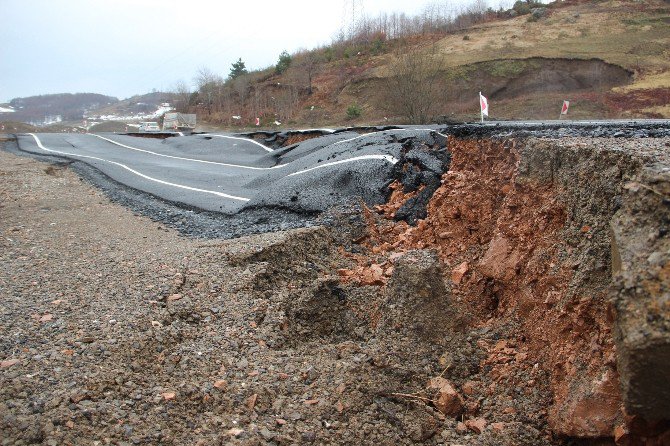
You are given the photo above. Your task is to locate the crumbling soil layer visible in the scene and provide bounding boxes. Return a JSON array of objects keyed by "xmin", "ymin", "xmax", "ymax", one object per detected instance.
[{"xmin": 1, "ymin": 130, "xmax": 669, "ymax": 445}]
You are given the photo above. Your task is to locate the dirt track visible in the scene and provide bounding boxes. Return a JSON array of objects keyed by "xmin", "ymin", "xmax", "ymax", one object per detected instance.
[{"xmin": 1, "ymin": 132, "xmax": 669, "ymax": 445}]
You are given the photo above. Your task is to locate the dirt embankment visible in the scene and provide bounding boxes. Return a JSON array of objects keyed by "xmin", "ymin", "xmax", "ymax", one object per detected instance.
[
  {"xmin": 341, "ymin": 135, "xmax": 670, "ymax": 443},
  {"xmin": 1, "ymin": 134, "xmax": 669, "ymax": 446}
]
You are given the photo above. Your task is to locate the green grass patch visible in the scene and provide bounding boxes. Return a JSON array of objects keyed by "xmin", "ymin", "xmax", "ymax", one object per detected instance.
[
  {"xmin": 481, "ymin": 59, "xmax": 539, "ymax": 78},
  {"xmin": 622, "ymin": 15, "xmax": 670, "ymax": 27},
  {"xmin": 444, "ymin": 65, "xmax": 475, "ymax": 81}
]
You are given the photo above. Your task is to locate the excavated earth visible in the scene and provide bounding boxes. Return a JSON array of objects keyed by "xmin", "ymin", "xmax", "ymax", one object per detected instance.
[{"xmin": 1, "ymin": 126, "xmax": 669, "ymax": 446}]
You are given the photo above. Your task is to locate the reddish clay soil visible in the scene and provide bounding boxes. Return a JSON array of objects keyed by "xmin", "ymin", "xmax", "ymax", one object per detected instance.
[{"xmin": 339, "ymin": 136, "xmax": 670, "ymax": 444}]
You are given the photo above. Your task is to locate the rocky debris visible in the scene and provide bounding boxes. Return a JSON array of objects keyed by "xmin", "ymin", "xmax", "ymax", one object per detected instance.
[
  {"xmin": 351, "ymin": 135, "xmax": 670, "ymax": 442},
  {"xmin": 2, "ymin": 127, "xmax": 670, "ymax": 445},
  {"xmin": 391, "ymin": 134, "xmax": 450, "ymax": 225}
]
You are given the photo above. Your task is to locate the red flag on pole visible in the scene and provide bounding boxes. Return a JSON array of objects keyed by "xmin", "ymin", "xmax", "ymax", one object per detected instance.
[
  {"xmin": 561, "ymin": 100, "xmax": 570, "ymax": 115},
  {"xmin": 480, "ymin": 92, "xmax": 489, "ymax": 115},
  {"xmin": 479, "ymin": 92, "xmax": 488, "ymax": 123}
]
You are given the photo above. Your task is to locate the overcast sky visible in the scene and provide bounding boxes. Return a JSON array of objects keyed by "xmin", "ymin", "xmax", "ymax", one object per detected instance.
[{"xmin": 1, "ymin": 0, "xmax": 515, "ymax": 102}]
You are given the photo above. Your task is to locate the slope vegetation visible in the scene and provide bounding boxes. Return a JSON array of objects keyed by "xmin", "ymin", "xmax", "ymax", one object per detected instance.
[{"xmin": 189, "ymin": 0, "xmax": 670, "ymax": 127}]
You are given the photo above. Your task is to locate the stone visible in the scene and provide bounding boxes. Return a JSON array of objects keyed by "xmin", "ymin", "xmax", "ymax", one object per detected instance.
[
  {"xmin": 451, "ymin": 262, "xmax": 469, "ymax": 285},
  {"xmin": 455, "ymin": 422, "xmax": 468, "ymax": 434},
  {"xmin": 259, "ymin": 427, "xmax": 274, "ymax": 440},
  {"xmin": 548, "ymin": 368, "xmax": 621, "ymax": 437},
  {"xmin": 490, "ymin": 422, "xmax": 505, "ymax": 432},
  {"xmin": 465, "ymin": 418, "xmax": 487, "ymax": 434},
  {"xmin": 611, "ymin": 175, "xmax": 670, "ymax": 420},
  {"xmin": 427, "ymin": 377, "xmax": 464, "ymax": 417},
  {"xmin": 478, "ymin": 234, "xmax": 521, "ymax": 280},
  {"xmin": 379, "ymin": 250, "xmax": 451, "ymax": 340},
  {"xmin": 462, "ymin": 380, "xmax": 477, "ymax": 396}
]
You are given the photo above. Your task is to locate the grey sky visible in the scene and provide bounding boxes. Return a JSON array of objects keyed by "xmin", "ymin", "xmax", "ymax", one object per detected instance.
[{"xmin": 1, "ymin": 0, "xmax": 515, "ymax": 102}]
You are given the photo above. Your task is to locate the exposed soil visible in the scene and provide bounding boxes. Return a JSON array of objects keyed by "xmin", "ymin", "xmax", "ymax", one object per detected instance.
[{"xmin": 1, "ymin": 130, "xmax": 669, "ymax": 446}]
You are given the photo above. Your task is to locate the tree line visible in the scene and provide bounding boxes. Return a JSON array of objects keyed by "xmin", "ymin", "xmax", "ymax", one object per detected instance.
[{"xmin": 170, "ymin": 0, "xmax": 546, "ymax": 125}]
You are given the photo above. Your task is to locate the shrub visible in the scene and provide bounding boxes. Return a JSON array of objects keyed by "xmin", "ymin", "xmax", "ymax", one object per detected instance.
[
  {"xmin": 346, "ymin": 104, "xmax": 362, "ymax": 119},
  {"xmin": 275, "ymin": 50, "xmax": 292, "ymax": 75}
]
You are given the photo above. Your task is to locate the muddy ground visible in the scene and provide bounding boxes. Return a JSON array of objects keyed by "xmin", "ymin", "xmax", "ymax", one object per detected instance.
[{"xmin": 1, "ymin": 131, "xmax": 669, "ymax": 446}]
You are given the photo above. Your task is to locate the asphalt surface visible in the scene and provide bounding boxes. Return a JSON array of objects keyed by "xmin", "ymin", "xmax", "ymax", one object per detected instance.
[
  {"xmin": 8, "ymin": 120, "xmax": 670, "ymax": 238},
  {"xmin": 14, "ymin": 129, "xmax": 447, "ymax": 215}
]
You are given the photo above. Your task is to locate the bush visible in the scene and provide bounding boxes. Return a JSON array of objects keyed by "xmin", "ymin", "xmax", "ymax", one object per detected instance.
[
  {"xmin": 275, "ymin": 50, "xmax": 292, "ymax": 75},
  {"xmin": 512, "ymin": 0, "xmax": 542, "ymax": 16},
  {"xmin": 346, "ymin": 104, "xmax": 362, "ymax": 119},
  {"xmin": 323, "ymin": 47, "xmax": 334, "ymax": 62}
]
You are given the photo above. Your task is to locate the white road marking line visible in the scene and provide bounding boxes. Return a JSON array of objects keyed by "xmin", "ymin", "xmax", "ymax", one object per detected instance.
[
  {"xmin": 287, "ymin": 154, "xmax": 398, "ymax": 177},
  {"xmin": 203, "ymin": 134, "xmax": 274, "ymax": 152},
  {"xmin": 26, "ymin": 133, "xmax": 250, "ymax": 202},
  {"xmin": 91, "ymin": 134, "xmax": 399, "ymax": 176},
  {"xmin": 91, "ymin": 134, "xmax": 274, "ymax": 171},
  {"xmin": 333, "ymin": 132, "xmax": 375, "ymax": 145}
]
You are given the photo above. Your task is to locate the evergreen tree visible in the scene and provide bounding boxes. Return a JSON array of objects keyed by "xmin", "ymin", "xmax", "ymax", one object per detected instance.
[
  {"xmin": 275, "ymin": 50, "xmax": 292, "ymax": 75},
  {"xmin": 229, "ymin": 58, "xmax": 248, "ymax": 80}
]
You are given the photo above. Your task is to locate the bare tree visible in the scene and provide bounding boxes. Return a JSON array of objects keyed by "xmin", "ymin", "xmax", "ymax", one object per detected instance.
[
  {"xmin": 294, "ymin": 50, "xmax": 320, "ymax": 95},
  {"xmin": 171, "ymin": 80, "xmax": 191, "ymax": 113},
  {"xmin": 194, "ymin": 67, "xmax": 223, "ymax": 114},
  {"xmin": 386, "ymin": 44, "xmax": 446, "ymax": 124}
]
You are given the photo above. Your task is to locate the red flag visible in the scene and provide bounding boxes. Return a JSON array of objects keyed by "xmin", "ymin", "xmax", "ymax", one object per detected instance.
[
  {"xmin": 561, "ymin": 100, "xmax": 570, "ymax": 115},
  {"xmin": 479, "ymin": 92, "xmax": 489, "ymax": 117}
]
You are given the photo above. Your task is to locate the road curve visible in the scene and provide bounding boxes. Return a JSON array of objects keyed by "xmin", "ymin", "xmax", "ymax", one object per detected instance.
[{"xmin": 15, "ymin": 130, "xmax": 440, "ymax": 214}]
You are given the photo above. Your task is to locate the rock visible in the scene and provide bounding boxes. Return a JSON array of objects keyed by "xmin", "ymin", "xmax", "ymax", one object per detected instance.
[
  {"xmin": 1, "ymin": 359, "xmax": 19, "ymax": 368},
  {"xmin": 259, "ymin": 427, "xmax": 274, "ymax": 440},
  {"xmin": 427, "ymin": 377, "xmax": 464, "ymax": 417},
  {"xmin": 455, "ymin": 422, "xmax": 468, "ymax": 434},
  {"xmin": 465, "ymin": 418, "xmax": 487, "ymax": 434},
  {"xmin": 611, "ymin": 170, "xmax": 670, "ymax": 420},
  {"xmin": 237, "ymin": 358, "xmax": 249, "ymax": 369},
  {"xmin": 379, "ymin": 250, "xmax": 451, "ymax": 340},
  {"xmin": 548, "ymin": 368, "xmax": 621, "ymax": 438},
  {"xmin": 161, "ymin": 392, "xmax": 176, "ymax": 401},
  {"xmin": 227, "ymin": 428, "xmax": 243, "ymax": 437},
  {"xmin": 490, "ymin": 422, "xmax": 505, "ymax": 432},
  {"xmin": 478, "ymin": 234, "xmax": 521, "ymax": 280},
  {"xmin": 301, "ymin": 431, "xmax": 317, "ymax": 443},
  {"xmin": 613, "ymin": 424, "xmax": 629, "ymax": 444},
  {"xmin": 246, "ymin": 394, "xmax": 258, "ymax": 411},
  {"xmin": 451, "ymin": 261, "xmax": 469, "ymax": 285},
  {"xmin": 462, "ymin": 380, "xmax": 477, "ymax": 396}
]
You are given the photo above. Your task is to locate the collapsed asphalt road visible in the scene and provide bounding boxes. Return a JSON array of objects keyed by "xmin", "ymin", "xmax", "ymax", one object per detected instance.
[
  {"xmin": 9, "ymin": 120, "xmax": 670, "ymax": 239},
  {"xmin": 11, "ymin": 129, "xmax": 449, "ymax": 238}
]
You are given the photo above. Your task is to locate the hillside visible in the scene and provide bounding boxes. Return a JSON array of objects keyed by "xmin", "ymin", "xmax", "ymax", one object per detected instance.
[
  {"xmin": 6, "ymin": 93, "xmax": 118, "ymax": 125},
  {"xmin": 186, "ymin": 0, "xmax": 670, "ymax": 128},
  {"xmin": 85, "ymin": 91, "xmax": 178, "ymax": 120}
]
